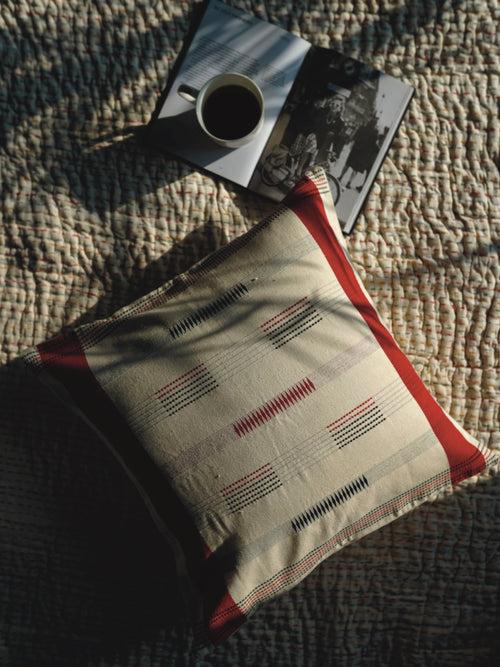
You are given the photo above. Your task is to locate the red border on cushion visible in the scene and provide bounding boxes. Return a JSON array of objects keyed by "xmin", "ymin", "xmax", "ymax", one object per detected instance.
[
  {"xmin": 37, "ymin": 331, "xmax": 245, "ymax": 645},
  {"xmin": 284, "ymin": 176, "xmax": 485, "ymax": 485}
]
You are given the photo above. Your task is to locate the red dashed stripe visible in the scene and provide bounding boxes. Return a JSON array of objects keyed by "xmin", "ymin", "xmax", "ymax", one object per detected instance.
[
  {"xmin": 287, "ymin": 173, "xmax": 486, "ymax": 484},
  {"xmin": 220, "ymin": 463, "xmax": 273, "ymax": 496},
  {"xmin": 233, "ymin": 448, "xmax": 484, "ymax": 621},
  {"xmin": 154, "ymin": 364, "xmax": 207, "ymax": 399},
  {"xmin": 327, "ymin": 397, "xmax": 375, "ymax": 432},
  {"xmin": 211, "ymin": 468, "xmax": 456, "ymax": 625},
  {"xmin": 233, "ymin": 378, "xmax": 316, "ymax": 438},
  {"xmin": 260, "ymin": 297, "xmax": 309, "ymax": 332}
]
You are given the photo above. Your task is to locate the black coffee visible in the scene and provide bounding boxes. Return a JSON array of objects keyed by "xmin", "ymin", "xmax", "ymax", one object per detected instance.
[{"xmin": 202, "ymin": 85, "xmax": 261, "ymax": 140}]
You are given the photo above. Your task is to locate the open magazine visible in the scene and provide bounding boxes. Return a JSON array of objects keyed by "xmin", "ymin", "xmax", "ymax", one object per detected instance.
[{"xmin": 149, "ymin": 0, "xmax": 413, "ymax": 233}]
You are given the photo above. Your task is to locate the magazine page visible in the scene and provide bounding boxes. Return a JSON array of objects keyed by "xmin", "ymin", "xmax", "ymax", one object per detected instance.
[
  {"xmin": 154, "ymin": 0, "xmax": 310, "ymax": 187},
  {"xmin": 248, "ymin": 48, "xmax": 414, "ymax": 232}
]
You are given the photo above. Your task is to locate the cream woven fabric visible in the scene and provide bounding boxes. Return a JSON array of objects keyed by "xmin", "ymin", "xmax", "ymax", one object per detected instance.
[{"xmin": 23, "ymin": 169, "xmax": 498, "ymax": 645}]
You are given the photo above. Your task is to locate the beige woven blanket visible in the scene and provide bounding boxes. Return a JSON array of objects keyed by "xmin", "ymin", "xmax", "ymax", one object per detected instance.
[{"xmin": 0, "ymin": 1, "xmax": 498, "ymax": 664}]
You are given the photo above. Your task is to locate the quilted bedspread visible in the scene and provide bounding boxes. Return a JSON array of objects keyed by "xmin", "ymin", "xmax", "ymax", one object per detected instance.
[{"xmin": 0, "ymin": 1, "xmax": 499, "ymax": 665}]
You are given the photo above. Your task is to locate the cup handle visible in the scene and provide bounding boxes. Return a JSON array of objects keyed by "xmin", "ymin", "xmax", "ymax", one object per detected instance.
[{"xmin": 177, "ymin": 83, "xmax": 199, "ymax": 104}]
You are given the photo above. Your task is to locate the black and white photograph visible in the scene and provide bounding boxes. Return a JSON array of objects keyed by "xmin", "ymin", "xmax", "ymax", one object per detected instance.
[{"xmin": 249, "ymin": 49, "xmax": 412, "ymax": 232}]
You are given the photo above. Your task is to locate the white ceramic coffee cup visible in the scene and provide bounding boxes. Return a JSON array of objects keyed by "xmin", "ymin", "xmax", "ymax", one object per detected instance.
[{"xmin": 177, "ymin": 72, "xmax": 264, "ymax": 148}]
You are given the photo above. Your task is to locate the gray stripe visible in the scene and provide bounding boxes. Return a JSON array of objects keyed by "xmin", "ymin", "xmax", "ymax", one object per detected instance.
[
  {"xmin": 313, "ymin": 335, "xmax": 378, "ymax": 388},
  {"xmin": 133, "ymin": 282, "xmax": 345, "ymax": 433},
  {"xmin": 211, "ymin": 429, "xmax": 438, "ymax": 571},
  {"xmin": 365, "ymin": 430, "xmax": 436, "ymax": 484},
  {"xmin": 167, "ymin": 335, "xmax": 379, "ymax": 483},
  {"xmin": 193, "ymin": 377, "xmax": 410, "ymax": 518}
]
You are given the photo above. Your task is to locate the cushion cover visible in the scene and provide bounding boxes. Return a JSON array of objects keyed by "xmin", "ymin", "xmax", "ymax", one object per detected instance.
[{"xmin": 23, "ymin": 167, "xmax": 497, "ymax": 645}]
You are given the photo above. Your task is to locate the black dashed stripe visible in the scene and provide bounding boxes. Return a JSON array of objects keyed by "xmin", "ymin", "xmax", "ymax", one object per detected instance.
[
  {"xmin": 330, "ymin": 405, "xmax": 384, "ymax": 441},
  {"xmin": 169, "ymin": 283, "xmax": 249, "ymax": 339},
  {"xmin": 157, "ymin": 371, "xmax": 213, "ymax": 408},
  {"xmin": 332, "ymin": 409, "xmax": 386, "ymax": 448},
  {"xmin": 268, "ymin": 303, "xmax": 316, "ymax": 336},
  {"xmin": 291, "ymin": 475, "xmax": 369, "ymax": 533},
  {"xmin": 132, "ymin": 371, "xmax": 219, "ymax": 427},
  {"xmin": 160, "ymin": 376, "xmax": 219, "ymax": 415},
  {"xmin": 163, "ymin": 380, "xmax": 219, "ymax": 418},
  {"xmin": 227, "ymin": 479, "xmax": 284, "ymax": 514},
  {"xmin": 78, "ymin": 208, "xmax": 286, "ymax": 352},
  {"xmin": 225, "ymin": 471, "xmax": 282, "ymax": 509},
  {"xmin": 271, "ymin": 314, "xmax": 323, "ymax": 349},
  {"xmin": 336, "ymin": 415, "xmax": 387, "ymax": 450}
]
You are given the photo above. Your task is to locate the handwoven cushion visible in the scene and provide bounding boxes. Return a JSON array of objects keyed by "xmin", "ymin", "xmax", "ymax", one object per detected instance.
[{"xmin": 22, "ymin": 167, "xmax": 497, "ymax": 646}]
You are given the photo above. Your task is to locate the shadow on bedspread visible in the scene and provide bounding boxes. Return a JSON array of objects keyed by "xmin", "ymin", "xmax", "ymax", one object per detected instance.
[
  {"xmin": 1, "ymin": 262, "xmax": 499, "ymax": 666},
  {"xmin": 1, "ymin": 0, "xmax": 499, "ymax": 664}
]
